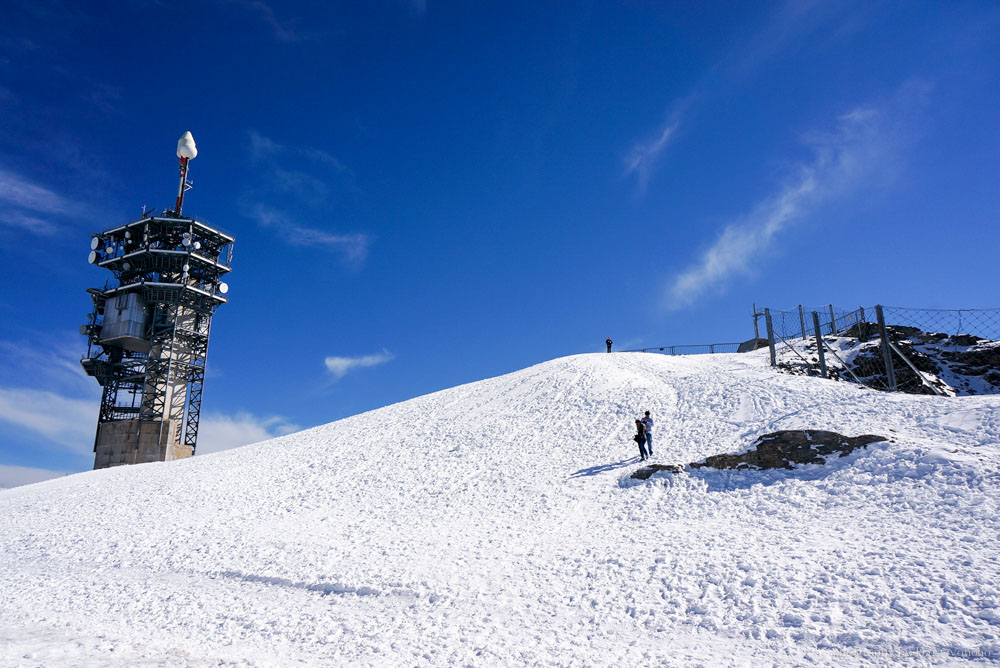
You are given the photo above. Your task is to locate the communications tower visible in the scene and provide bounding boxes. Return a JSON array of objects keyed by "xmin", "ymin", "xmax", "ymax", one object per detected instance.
[{"xmin": 80, "ymin": 132, "xmax": 234, "ymax": 469}]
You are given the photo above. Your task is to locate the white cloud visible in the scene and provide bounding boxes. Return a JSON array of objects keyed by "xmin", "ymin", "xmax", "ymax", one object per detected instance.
[
  {"xmin": 623, "ymin": 120, "xmax": 679, "ymax": 194},
  {"xmin": 0, "ymin": 464, "xmax": 70, "ymax": 489},
  {"xmin": 248, "ymin": 129, "xmax": 284, "ymax": 161},
  {"xmin": 0, "ymin": 167, "xmax": 76, "ymax": 235},
  {"xmin": 249, "ymin": 204, "xmax": 370, "ymax": 265},
  {"xmin": 248, "ymin": 130, "xmax": 350, "ymax": 174},
  {"xmin": 623, "ymin": 2, "xmax": 871, "ymax": 194},
  {"xmin": 0, "ymin": 167, "xmax": 73, "ymax": 215},
  {"xmin": 0, "ymin": 211, "xmax": 57, "ymax": 234},
  {"xmin": 0, "ymin": 336, "xmax": 299, "ymax": 467},
  {"xmin": 231, "ymin": 0, "xmax": 304, "ymax": 42},
  {"xmin": 196, "ymin": 411, "xmax": 301, "ymax": 455},
  {"xmin": 244, "ymin": 131, "xmax": 366, "ymax": 265},
  {"xmin": 664, "ymin": 82, "xmax": 930, "ymax": 310},
  {"xmin": 0, "ymin": 388, "xmax": 300, "ymax": 459},
  {"xmin": 0, "ymin": 388, "xmax": 96, "ymax": 455},
  {"xmin": 0, "ymin": 337, "xmax": 96, "ymax": 392},
  {"xmin": 324, "ymin": 349, "xmax": 395, "ymax": 379}
]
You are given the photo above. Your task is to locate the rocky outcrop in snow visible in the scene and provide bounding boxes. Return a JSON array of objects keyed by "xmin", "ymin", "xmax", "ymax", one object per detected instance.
[{"xmin": 630, "ymin": 429, "xmax": 887, "ymax": 479}]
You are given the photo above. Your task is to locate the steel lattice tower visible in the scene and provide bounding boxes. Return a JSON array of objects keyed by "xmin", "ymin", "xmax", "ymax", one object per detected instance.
[{"xmin": 81, "ymin": 133, "xmax": 234, "ymax": 469}]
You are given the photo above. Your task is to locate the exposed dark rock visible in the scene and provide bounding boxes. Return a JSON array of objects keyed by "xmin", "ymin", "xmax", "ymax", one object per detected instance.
[
  {"xmin": 688, "ymin": 430, "xmax": 887, "ymax": 470},
  {"xmin": 630, "ymin": 464, "xmax": 683, "ymax": 480},
  {"xmin": 951, "ymin": 334, "xmax": 983, "ymax": 346},
  {"xmin": 841, "ymin": 321, "xmax": 878, "ymax": 341},
  {"xmin": 629, "ymin": 430, "xmax": 887, "ymax": 479}
]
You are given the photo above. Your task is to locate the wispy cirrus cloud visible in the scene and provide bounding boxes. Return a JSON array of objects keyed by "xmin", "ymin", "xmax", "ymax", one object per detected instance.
[
  {"xmin": 228, "ymin": 0, "xmax": 306, "ymax": 42},
  {"xmin": 249, "ymin": 130, "xmax": 351, "ymax": 175},
  {"xmin": 0, "ymin": 167, "xmax": 76, "ymax": 234},
  {"xmin": 244, "ymin": 130, "xmax": 368, "ymax": 265},
  {"xmin": 623, "ymin": 119, "xmax": 679, "ymax": 195},
  {"xmin": 623, "ymin": 1, "xmax": 873, "ymax": 194},
  {"xmin": 324, "ymin": 349, "xmax": 395, "ymax": 379},
  {"xmin": 248, "ymin": 203, "xmax": 370, "ymax": 265},
  {"xmin": 664, "ymin": 81, "xmax": 930, "ymax": 310},
  {"xmin": 247, "ymin": 130, "xmax": 351, "ymax": 174}
]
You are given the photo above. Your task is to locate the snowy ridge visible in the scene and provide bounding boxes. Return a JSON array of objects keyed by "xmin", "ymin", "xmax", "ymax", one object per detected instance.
[{"xmin": 1, "ymin": 352, "xmax": 999, "ymax": 666}]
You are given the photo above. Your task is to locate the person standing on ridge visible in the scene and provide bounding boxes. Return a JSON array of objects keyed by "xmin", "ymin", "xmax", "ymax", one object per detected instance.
[
  {"xmin": 633, "ymin": 419, "xmax": 648, "ymax": 461},
  {"xmin": 606, "ymin": 337, "xmax": 613, "ymax": 353},
  {"xmin": 641, "ymin": 410, "xmax": 654, "ymax": 457}
]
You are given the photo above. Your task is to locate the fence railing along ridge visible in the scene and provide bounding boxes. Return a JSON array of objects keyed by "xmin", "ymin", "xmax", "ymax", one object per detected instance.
[{"xmin": 619, "ymin": 342, "xmax": 744, "ymax": 355}]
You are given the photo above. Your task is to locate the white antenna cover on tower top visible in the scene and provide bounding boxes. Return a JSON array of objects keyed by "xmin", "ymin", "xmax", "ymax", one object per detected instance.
[{"xmin": 177, "ymin": 131, "xmax": 198, "ymax": 159}]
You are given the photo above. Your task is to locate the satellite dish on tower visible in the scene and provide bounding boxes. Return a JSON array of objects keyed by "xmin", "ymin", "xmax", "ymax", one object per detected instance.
[
  {"xmin": 177, "ymin": 132, "xmax": 198, "ymax": 160},
  {"xmin": 90, "ymin": 237, "xmax": 100, "ymax": 250}
]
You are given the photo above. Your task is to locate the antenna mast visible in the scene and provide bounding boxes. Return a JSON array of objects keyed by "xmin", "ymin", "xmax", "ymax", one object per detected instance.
[{"xmin": 174, "ymin": 131, "xmax": 198, "ymax": 215}]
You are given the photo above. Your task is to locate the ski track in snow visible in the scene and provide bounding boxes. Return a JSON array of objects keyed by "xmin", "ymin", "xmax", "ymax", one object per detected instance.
[{"xmin": 1, "ymin": 351, "xmax": 999, "ymax": 666}]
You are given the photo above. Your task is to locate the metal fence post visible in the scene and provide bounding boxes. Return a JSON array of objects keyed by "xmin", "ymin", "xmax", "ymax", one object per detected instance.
[
  {"xmin": 859, "ymin": 306, "xmax": 866, "ymax": 322},
  {"xmin": 798, "ymin": 305, "xmax": 807, "ymax": 340},
  {"xmin": 828, "ymin": 304, "xmax": 836, "ymax": 334},
  {"xmin": 812, "ymin": 311, "xmax": 828, "ymax": 378},
  {"xmin": 875, "ymin": 304, "xmax": 897, "ymax": 391},
  {"xmin": 765, "ymin": 308, "xmax": 777, "ymax": 367}
]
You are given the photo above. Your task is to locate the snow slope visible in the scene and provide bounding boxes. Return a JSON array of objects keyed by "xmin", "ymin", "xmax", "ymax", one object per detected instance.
[{"xmin": 1, "ymin": 352, "xmax": 999, "ymax": 666}]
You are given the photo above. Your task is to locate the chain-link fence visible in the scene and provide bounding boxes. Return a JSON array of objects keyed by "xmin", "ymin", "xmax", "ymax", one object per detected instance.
[
  {"xmin": 762, "ymin": 304, "xmax": 1000, "ymax": 396},
  {"xmin": 622, "ymin": 343, "xmax": 741, "ymax": 355},
  {"xmin": 765, "ymin": 304, "xmax": 872, "ymax": 341}
]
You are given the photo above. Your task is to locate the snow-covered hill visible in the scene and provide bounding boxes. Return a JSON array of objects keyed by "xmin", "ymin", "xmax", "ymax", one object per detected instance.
[{"xmin": 2, "ymin": 352, "xmax": 998, "ymax": 666}]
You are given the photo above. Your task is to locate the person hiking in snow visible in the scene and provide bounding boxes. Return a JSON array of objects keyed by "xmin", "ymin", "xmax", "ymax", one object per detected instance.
[
  {"xmin": 633, "ymin": 419, "xmax": 648, "ymax": 461},
  {"xmin": 640, "ymin": 411, "xmax": 654, "ymax": 457},
  {"xmin": 606, "ymin": 337, "xmax": 613, "ymax": 353}
]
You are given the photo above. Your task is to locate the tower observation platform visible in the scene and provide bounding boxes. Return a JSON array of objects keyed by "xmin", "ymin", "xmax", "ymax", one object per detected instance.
[{"xmin": 80, "ymin": 133, "xmax": 234, "ymax": 469}]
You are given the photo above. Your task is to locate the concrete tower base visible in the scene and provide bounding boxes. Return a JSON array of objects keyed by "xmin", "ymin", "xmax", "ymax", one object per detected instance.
[{"xmin": 93, "ymin": 419, "xmax": 193, "ymax": 469}]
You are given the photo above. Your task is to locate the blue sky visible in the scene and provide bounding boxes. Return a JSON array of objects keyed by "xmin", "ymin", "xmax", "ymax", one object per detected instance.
[{"xmin": 1, "ymin": 1, "xmax": 998, "ymax": 485}]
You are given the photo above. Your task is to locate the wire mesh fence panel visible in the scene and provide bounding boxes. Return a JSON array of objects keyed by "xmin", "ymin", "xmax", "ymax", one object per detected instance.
[
  {"xmin": 769, "ymin": 308, "xmax": 805, "ymax": 340},
  {"xmin": 880, "ymin": 307, "xmax": 1000, "ymax": 396},
  {"xmin": 815, "ymin": 307, "xmax": 892, "ymax": 391},
  {"xmin": 830, "ymin": 307, "xmax": 872, "ymax": 337},
  {"xmin": 765, "ymin": 303, "xmax": 1000, "ymax": 396},
  {"xmin": 765, "ymin": 306, "xmax": 881, "ymax": 387},
  {"xmin": 767, "ymin": 305, "xmax": 864, "ymax": 341}
]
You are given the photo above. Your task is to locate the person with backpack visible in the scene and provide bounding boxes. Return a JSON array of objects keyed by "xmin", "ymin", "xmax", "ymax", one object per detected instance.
[
  {"xmin": 640, "ymin": 411, "xmax": 654, "ymax": 456},
  {"xmin": 633, "ymin": 419, "xmax": 648, "ymax": 461},
  {"xmin": 606, "ymin": 337, "xmax": 613, "ymax": 353}
]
